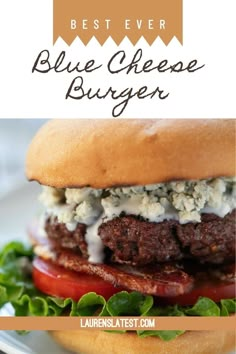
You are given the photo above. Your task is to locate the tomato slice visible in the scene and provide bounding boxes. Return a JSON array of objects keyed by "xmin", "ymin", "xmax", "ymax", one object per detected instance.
[
  {"xmin": 164, "ymin": 281, "xmax": 235, "ymax": 306},
  {"xmin": 33, "ymin": 257, "xmax": 122, "ymax": 301},
  {"xmin": 33, "ymin": 257, "xmax": 235, "ymax": 306}
]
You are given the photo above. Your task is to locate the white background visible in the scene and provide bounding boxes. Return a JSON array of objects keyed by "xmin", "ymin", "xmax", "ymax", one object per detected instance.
[{"xmin": 0, "ymin": 0, "xmax": 235, "ymax": 118}]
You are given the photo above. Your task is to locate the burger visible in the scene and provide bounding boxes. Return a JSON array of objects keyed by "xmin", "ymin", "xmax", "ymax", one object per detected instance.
[{"xmin": 22, "ymin": 119, "xmax": 236, "ymax": 352}]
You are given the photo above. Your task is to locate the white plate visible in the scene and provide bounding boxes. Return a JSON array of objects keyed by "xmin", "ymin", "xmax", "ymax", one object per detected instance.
[
  {"xmin": 0, "ymin": 183, "xmax": 235, "ymax": 354},
  {"xmin": 0, "ymin": 329, "xmax": 71, "ymax": 354}
]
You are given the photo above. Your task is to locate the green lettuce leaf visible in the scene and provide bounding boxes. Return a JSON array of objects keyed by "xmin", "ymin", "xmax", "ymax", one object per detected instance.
[
  {"xmin": 77, "ymin": 292, "xmax": 107, "ymax": 316},
  {"xmin": 0, "ymin": 241, "xmax": 235, "ymax": 341},
  {"xmin": 106, "ymin": 291, "xmax": 153, "ymax": 316},
  {"xmin": 220, "ymin": 299, "xmax": 236, "ymax": 316},
  {"xmin": 185, "ymin": 297, "xmax": 220, "ymax": 316},
  {"xmin": 137, "ymin": 330, "xmax": 185, "ymax": 341}
]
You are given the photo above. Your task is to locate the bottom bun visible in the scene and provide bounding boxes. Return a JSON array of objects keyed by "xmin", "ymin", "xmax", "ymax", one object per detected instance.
[{"xmin": 49, "ymin": 330, "xmax": 236, "ymax": 354}]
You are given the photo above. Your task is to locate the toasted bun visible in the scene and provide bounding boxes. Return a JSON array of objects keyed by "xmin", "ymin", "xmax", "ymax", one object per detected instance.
[
  {"xmin": 50, "ymin": 329, "xmax": 236, "ymax": 354},
  {"xmin": 26, "ymin": 119, "xmax": 235, "ymax": 188}
]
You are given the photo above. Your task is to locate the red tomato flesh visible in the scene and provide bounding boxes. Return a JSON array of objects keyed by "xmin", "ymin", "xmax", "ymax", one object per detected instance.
[
  {"xmin": 33, "ymin": 257, "xmax": 235, "ymax": 305},
  {"xmin": 163, "ymin": 280, "xmax": 235, "ymax": 306},
  {"xmin": 33, "ymin": 257, "xmax": 122, "ymax": 301}
]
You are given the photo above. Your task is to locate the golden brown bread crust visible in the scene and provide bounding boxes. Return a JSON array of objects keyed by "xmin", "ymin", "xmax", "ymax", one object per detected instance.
[
  {"xmin": 49, "ymin": 330, "xmax": 236, "ymax": 354},
  {"xmin": 26, "ymin": 119, "xmax": 236, "ymax": 188}
]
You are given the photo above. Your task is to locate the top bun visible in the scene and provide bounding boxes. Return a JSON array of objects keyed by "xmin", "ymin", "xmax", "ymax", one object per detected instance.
[{"xmin": 26, "ymin": 119, "xmax": 235, "ymax": 188}]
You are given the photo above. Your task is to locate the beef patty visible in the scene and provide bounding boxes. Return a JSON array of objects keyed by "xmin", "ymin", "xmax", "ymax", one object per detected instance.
[{"xmin": 45, "ymin": 210, "xmax": 235, "ymax": 266}]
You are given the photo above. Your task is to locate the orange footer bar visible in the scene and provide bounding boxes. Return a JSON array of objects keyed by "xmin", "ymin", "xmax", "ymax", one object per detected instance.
[{"xmin": 0, "ymin": 317, "xmax": 235, "ymax": 331}]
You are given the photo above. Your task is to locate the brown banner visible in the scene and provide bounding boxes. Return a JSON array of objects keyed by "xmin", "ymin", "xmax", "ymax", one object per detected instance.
[
  {"xmin": 53, "ymin": 0, "xmax": 183, "ymax": 45},
  {"xmin": 0, "ymin": 317, "xmax": 235, "ymax": 330}
]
